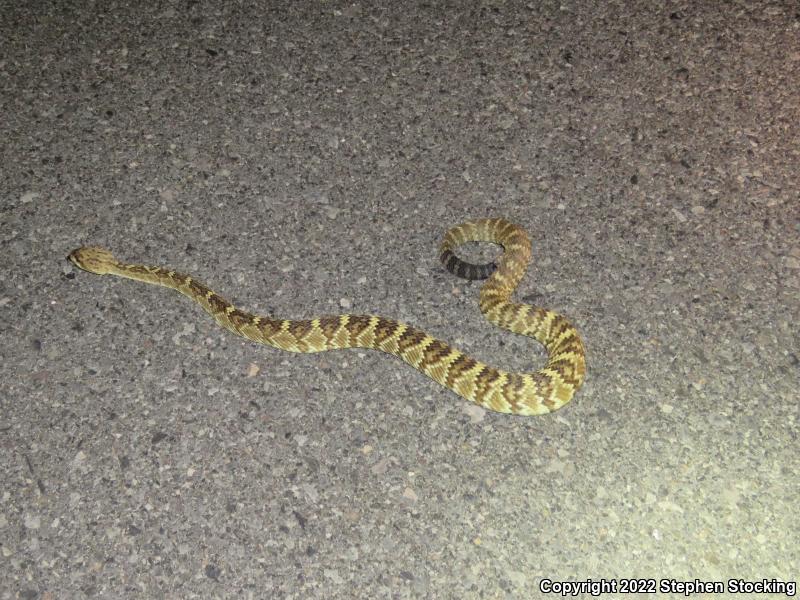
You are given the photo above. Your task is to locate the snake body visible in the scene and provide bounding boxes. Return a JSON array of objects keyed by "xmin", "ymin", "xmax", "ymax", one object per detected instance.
[{"xmin": 69, "ymin": 218, "xmax": 585, "ymax": 415}]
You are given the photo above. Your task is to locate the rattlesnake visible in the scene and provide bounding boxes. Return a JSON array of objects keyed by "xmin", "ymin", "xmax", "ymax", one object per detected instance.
[{"xmin": 69, "ymin": 218, "xmax": 585, "ymax": 415}]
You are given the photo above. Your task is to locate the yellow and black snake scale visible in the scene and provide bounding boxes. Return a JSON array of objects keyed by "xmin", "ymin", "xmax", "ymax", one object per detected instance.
[{"xmin": 69, "ymin": 218, "xmax": 585, "ymax": 415}]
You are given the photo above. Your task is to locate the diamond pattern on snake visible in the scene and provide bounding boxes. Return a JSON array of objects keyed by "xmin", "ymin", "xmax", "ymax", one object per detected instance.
[{"xmin": 69, "ymin": 218, "xmax": 586, "ymax": 415}]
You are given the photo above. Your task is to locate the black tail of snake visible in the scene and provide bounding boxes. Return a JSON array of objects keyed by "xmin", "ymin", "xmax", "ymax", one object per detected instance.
[{"xmin": 69, "ymin": 218, "xmax": 586, "ymax": 415}]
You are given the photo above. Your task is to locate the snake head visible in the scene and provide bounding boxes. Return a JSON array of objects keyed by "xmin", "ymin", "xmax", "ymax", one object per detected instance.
[{"xmin": 68, "ymin": 247, "xmax": 118, "ymax": 275}]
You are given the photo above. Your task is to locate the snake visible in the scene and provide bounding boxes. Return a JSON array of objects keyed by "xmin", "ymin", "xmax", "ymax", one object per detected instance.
[{"xmin": 68, "ymin": 218, "xmax": 585, "ymax": 415}]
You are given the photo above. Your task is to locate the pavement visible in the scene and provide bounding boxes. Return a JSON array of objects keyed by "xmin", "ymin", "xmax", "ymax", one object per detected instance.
[{"xmin": 2, "ymin": 1, "xmax": 798, "ymax": 598}]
